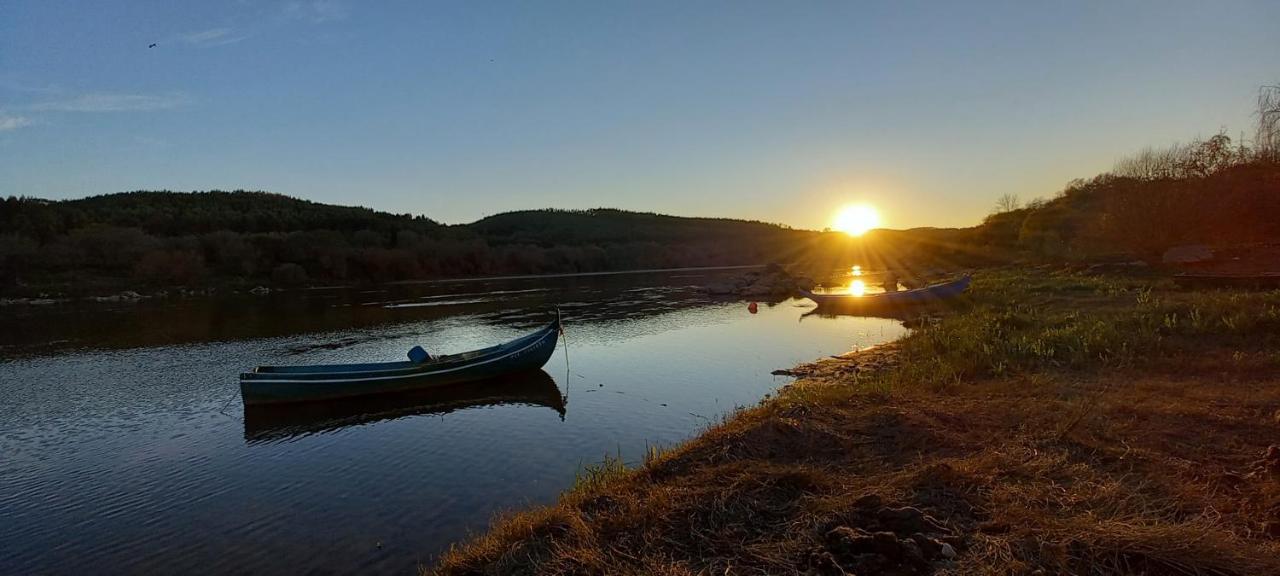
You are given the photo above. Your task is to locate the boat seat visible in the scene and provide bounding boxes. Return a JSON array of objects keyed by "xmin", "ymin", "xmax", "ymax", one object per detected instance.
[{"xmin": 407, "ymin": 346, "xmax": 432, "ymax": 363}]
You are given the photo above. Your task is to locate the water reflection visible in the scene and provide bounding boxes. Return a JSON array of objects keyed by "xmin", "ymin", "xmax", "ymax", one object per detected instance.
[
  {"xmin": 243, "ymin": 370, "xmax": 565, "ymax": 444},
  {"xmin": 0, "ymin": 269, "xmax": 908, "ymax": 575}
]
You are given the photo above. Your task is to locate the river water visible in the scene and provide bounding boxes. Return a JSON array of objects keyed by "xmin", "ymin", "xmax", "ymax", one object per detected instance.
[{"xmin": 0, "ymin": 268, "xmax": 906, "ymax": 575}]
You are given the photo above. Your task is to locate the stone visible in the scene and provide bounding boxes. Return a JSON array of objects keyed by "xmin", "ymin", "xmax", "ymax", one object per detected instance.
[
  {"xmin": 871, "ymin": 531, "xmax": 902, "ymax": 558},
  {"xmin": 706, "ymin": 282, "xmax": 737, "ymax": 295},
  {"xmin": 909, "ymin": 533, "xmax": 943, "ymax": 558},
  {"xmin": 876, "ymin": 506, "xmax": 948, "ymax": 534},
  {"xmin": 825, "ymin": 526, "xmax": 878, "ymax": 556},
  {"xmin": 899, "ymin": 539, "xmax": 927, "ymax": 568}
]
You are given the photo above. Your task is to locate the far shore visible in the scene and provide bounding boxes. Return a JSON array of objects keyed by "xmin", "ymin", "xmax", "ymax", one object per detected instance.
[{"xmin": 0, "ymin": 264, "xmax": 771, "ymax": 307}]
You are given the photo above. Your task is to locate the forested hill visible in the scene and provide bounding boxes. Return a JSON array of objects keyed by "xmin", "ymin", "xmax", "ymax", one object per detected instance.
[
  {"xmin": 4, "ymin": 190, "xmax": 441, "ymax": 240},
  {"xmin": 469, "ymin": 208, "xmax": 795, "ymax": 246},
  {"xmin": 0, "ymin": 191, "xmax": 821, "ymax": 295}
]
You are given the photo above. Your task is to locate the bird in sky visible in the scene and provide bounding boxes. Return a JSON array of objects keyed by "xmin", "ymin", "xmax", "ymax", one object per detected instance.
[{"xmin": 149, "ymin": 43, "xmax": 157, "ymax": 48}]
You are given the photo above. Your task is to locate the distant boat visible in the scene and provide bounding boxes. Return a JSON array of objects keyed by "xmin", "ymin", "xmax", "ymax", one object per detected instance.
[
  {"xmin": 243, "ymin": 370, "xmax": 565, "ymax": 443},
  {"xmin": 1173, "ymin": 273, "xmax": 1280, "ymax": 289},
  {"xmin": 800, "ymin": 275, "xmax": 972, "ymax": 308},
  {"xmin": 240, "ymin": 312, "xmax": 561, "ymax": 405}
]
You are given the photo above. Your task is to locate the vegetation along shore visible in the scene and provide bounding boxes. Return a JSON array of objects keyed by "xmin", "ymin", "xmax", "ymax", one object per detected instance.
[
  {"xmin": 430, "ymin": 268, "xmax": 1280, "ymax": 575},
  {"xmin": 425, "ymin": 96, "xmax": 1280, "ymax": 574}
]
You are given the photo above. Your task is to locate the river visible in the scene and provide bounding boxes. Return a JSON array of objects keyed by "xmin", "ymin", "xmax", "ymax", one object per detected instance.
[{"xmin": 0, "ymin": 268, "xmax": 906, "ymax": 574}]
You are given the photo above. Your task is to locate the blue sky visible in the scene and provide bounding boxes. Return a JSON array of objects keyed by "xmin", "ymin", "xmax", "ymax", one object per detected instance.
[{"xmin": 2, "ymin": 1, "xmax": 1277, "ymax": 230}]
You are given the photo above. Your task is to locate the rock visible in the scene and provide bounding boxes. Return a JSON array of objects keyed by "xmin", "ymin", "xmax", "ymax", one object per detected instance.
[
  {"xmin": 739, "ymin": 282, "xmax": 774, "ymax": 296},
  {"xmin": 771, "ymin": 368, "xmax": 800, "ymax": 376},
  {"xmin": 871, "ymin": 531, "xmax": 902, "ymax": 558},
  {"xmin": 899, "ymin": 539, "xmax": 927, "ymax": 568},
  {"xmin": 876, "ymin": 506, "xmax": 948, "ymax": 534},
  {"xmin": 939, "ymin": 542, "xmax": 957, "ymax": 559},
  {"xmin": 1163, "ymin": 244, "xmax": 1214, "ymax": 264},
  {"xmin": 250, "ymin": 286, "xmax": 271, "ymax": 295},
  {"xmin": 825, "ymin": 526, "xmax": 878, "ymax": 556},
  {"xmin": 92, "ymin": 291, "xmax": 146, "ymax": 303},
  {"xmin": 909, "ymin": 533, "xmax": 943, "ymax": 558},
  {"xmin": 703, "ymin": 266, "xmax": 805, "ymax": 297},
  {"xmin": 706, "ymin": 282, "xmax": 738, "ymax": 295}
]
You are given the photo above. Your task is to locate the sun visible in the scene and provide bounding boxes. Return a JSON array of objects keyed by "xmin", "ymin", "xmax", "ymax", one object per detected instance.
[{"xmin": 831, "ymin": 204, "xmax": 880, "ymax": 236}]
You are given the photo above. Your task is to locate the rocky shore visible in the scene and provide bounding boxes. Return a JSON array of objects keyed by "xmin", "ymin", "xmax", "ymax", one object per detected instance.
[{"xmin": 705, "ymin": 264, "xmax": 815, "ymax": 297}]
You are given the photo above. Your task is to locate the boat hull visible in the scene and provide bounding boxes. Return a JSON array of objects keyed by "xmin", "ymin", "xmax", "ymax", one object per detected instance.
[
  {"xmin": 801, "ymin": 275, "xmax": 972, "ymax": 309},
  {"xmin": 240, "ymin": 319, "xmax": 561, "ymax": 405},
  {"xmin": 243, "ymin": 369, "xmax": 565, "ymax": 442}
]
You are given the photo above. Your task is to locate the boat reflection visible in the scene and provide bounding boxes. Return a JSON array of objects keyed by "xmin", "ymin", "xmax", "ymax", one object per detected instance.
[{"xmin": 243, "ymin": 369, "xmax": 565, "ymax": 444}]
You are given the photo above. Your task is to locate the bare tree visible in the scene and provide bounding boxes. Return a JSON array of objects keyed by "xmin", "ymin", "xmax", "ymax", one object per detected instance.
[
  {"xmin": 1257, "ymin": 84, "xmax": 1280, "ymax": 159},
  {"xmin": 992, "ymin": 194, "xmax": 1021, "ymax": 214},
  {"xmin": 1114, "ymin": 132, "xmax": 1244, "ymax": 180}
]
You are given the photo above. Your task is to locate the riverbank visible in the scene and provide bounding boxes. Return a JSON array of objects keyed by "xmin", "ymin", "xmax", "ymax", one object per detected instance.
[
  {"xmin": 429, "ymin": 268, "xmax": 1280, "ymax": 575},
  {"xmin": 0, "ymin": 264, "xmax": 773, "ymax": 305}
]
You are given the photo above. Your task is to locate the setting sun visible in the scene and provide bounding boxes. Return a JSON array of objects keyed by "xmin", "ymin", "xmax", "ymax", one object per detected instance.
[{"xmin": 831, "ymin": 204, "xmax": 880, "ymax": 236}]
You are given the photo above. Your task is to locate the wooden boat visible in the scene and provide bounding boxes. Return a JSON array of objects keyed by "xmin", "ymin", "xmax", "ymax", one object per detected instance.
[
  {"xmin": 240, "ymin": 313, "xmax": 562, "ymax": 405},
  {"xmin": 1173, "ymin": 273, "xmax": 1280, "ymax": 289},
  {"xmin": 243, "ymin": 370, "xmax": 565, "ymax": 443},
  {"xmin": 800, "ymin": 275, "xmax": 972, "ymax": 309}
]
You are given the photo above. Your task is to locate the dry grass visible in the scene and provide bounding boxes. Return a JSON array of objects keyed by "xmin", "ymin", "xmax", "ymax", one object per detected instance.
[{"xmin": 430, "ymin": 269, "xmax": 1280, "ymax": 575}]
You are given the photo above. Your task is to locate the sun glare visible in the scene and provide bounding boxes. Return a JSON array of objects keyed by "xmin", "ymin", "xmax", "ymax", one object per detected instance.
[{"xmin": 832, "ymin": 204, "xmax": 880, "ymax": 236}]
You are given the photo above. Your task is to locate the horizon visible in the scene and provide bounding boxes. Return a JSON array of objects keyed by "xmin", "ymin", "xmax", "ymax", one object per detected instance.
[
  {"xmin": 2, "ymin": 1, "xmax": 1278, "ymax": 230},
  {"xmin": 17, "ymin": 189, "xmax": 979, "ymax": 232}
]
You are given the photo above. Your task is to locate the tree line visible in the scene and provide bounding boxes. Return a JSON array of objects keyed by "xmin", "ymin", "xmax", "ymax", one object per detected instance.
[{"xmin": 0, "ymin": 195, "xmax": 814, "ymax": 295}]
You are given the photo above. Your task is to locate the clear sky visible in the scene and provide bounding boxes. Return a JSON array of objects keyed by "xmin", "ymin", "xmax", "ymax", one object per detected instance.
[{"xmin": 2, "ymin": 1, "xmax": 1277, "ymax": 230}]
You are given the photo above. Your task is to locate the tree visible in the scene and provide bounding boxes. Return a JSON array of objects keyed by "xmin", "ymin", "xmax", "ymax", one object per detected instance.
[
  {"xmin": 992, "ymin": 194, "xmax": 1021, "ymax": 214},
  {"xmin": 1258, "ymin": 84, "xmax": 1280, "ymax": 160}
]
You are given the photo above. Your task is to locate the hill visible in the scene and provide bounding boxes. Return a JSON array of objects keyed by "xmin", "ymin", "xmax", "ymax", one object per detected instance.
[
  {"xmin": 0, "ymin": 192, "xmax": 823, "ymax": 296},
  {"xmin": 2, "ymin": 190, "xmax": 442, "ymax": 240},
  {"xmin": 470, "ymin": 208, "xmax": 796, "ymax": 246}
]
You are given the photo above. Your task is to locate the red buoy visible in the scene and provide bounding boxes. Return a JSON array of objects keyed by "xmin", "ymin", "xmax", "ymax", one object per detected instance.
[{"xmin": 747, "ymin": 302, "xmax": 758, "ymax": 314}]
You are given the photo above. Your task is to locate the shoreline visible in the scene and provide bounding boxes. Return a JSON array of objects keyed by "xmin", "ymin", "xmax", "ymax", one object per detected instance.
[
  {"xmin": 426, "ymin": 268, "xmax": 1280, "ymax": 575},
  {"xmin": 0, "ymin": 264, "xmax": 768, "ymax": 307}
]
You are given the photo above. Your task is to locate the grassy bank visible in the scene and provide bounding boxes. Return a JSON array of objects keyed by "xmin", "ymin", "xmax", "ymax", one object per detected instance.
[{"xmin": 428, "ymin": 268, "xmax": 1280, "ymax": 575}]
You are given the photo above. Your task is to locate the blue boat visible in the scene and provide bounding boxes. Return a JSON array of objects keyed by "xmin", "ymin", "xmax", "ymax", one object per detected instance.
[
  {"xmin": 240, "ymin": 312, "xmax": 562, "ymax": 405},
  {"xmin": 800, "ymin": 275, "xmax": 972, "ymax": 309}
]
